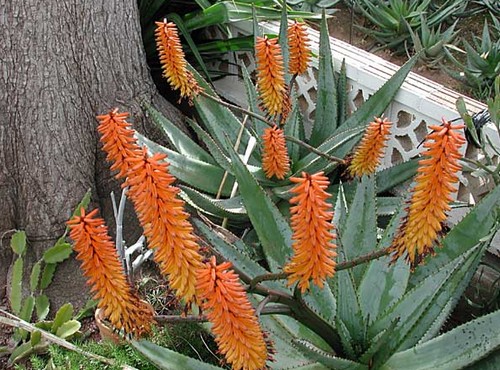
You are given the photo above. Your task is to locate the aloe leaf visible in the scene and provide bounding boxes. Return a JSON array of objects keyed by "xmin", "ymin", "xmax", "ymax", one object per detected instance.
[
  {"xmin": 180, "ymin": 186, "xmax": 248, "ymax": 221},
  {"xmin": 337, "ymin": 60, "xmax": 348, "ymax": 127},
  {"xmin": 309, "ymin": 11, "xmax": 338, "ymax": 146},
  {"xmin": 227, "ymin": 141, "xmax": 293, "ymax": 272},
  {"xmin": 341, "ymin": 176, "xmax": 377, "ymax": 285},
  {"xmin": 410, "ymin": 184, "xmax": 500, "ymax": 288},
  {"xmin": 51, "ymin": 303, "xmax": 73, "ymax": 334},
  {"xmin": 358, "ymin": 204, "xmax": 410, "ymax": 324},
  {"xmin": 43, "ymin": 239, "xmax": 72, "ymax": 264},
  {"xmin": 35, "ymin": 295, "xmax": 50, "ymax": 321},
  {"xmin": 29, "ymin": 261, "xmax": 41, "ymax": 292},
  {"xmin": 359, "ymin": 319, "xmax": 399, "ymax": 365},
  {"xmin": 279, "ymin": 4, "xmax": 290, "ymax": 84},
  {"xmin": 339, "ymin": 54, "xmax": 419, "ymax": 133},
  {"xmin": 285, "ymin": 98, "xmax": 303, "ymax": 167},
  {"xmin": 195, "ymin": 36, "xmax": 254, "ymax": 54},
  {"xmin": 241, "ymin": 63, "xmax": 266, "ymax": 137},
  {"xmin": 131, "ymin": 340, "xmax": 223, "ymax": 369},
  {"xmin": 11, "ymin": 230, "xmax": 27, "ymax": 256},
  {"xmin": 336, "ymin": 268, "xmax": 365, "ymax": 346},
  {"xmin": 144, "ymin": 103, "xmax": 215, "ymax": 165},
  {"xmin": 136, "ymin": 132, "xmax": 233, "ymax": 196},
  {"xmin": 335, "ymin": 318, "xmax": 357, "ymax": 360},
  {"xmin": 382, "ymin": 308, "xmax": 500, "ymax": 370},
  {"xmin": 39, "ymin": 263, "xmax": 56, "ymax": 290},
  {"xmin": 55, "ymin": 320, "xmax": 81, "ymax": 339},
  {"xmin": 375, "ymin": 158, "xmax": 419, "ymax": 194},
  {"xmin": 303, "ymin": 283, "xmax": 337, "ymax": 327},
  {"xmin": 294, "ymin": 126, "xmax": 364, "ymax": 176},
  {"xmin": 369, "ymin": 243, "xmax": 487, "ymax": 367},
  {"xmin": 10, "ymin": 257, "xmax": 23, "ymax": 315},
  {"xmin": 295, "ymin": 339, "xmax": 367, "ymax": 370}
]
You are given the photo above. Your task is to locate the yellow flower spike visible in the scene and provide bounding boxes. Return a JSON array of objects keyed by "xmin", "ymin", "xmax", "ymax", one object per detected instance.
[
  {"xmin": 284, "ymin": 172, "xmax": 337, "ymax": 292},
  {"xmin": 125, "ymin": 148, "xmax": 203, "ymax": 303},
  {"xmin": 197, "ymin": 256, "xmax": 268, "ymax": 370},
  {"xmin": 349, "ymin": 116, "xmax": 392, "ymax": 177},
  {"xmin": 390, "ymin": 119, "xmax": 466, "ymax": 268},
  {"xmin": 255, "ymin": 36, "xmax": 291, "ymax": 120},
  {"xmin": 288, "ymin": 21, "xmax": 312, "ymax": 76},
  {"xmin": 155, "ymin": 20, "xmax": 202, "ymax": 102},
  {"xmin": 67, "ymin": 208, "xmax": 154, "ymax": 337},
  {"xmin": 262, "ymin": 125, "xmax": 290, "ymax": 180}
]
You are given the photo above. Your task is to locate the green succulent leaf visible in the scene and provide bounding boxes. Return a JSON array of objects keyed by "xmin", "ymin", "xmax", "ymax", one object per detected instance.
[
  {"xmin": 375, "ymin": 158, "xmax": 419, "ymax": 194},
  {"xmin": 29, "ymin": 261, "xmax": 41, "ymax": 292},
  {"xmin": 227, "ymin": 141, "xmax": 293, "ymax": 272},
  {"xmin": 241, "ymin": 63, "xmax": 266, "ymax": 137},
  {"xmin": 144, "ymin": 103, "xmax": 215, "ymax": 165},
  {"xmin": 309, "ymin": 11, "xmax": 338, "ymax": 146},
  {"xmin": 180, "ymin": 186, "xmax": 248, "ymax": 221},
  {"xmin": 39, "ymin": 263, "xmax": 56, "ymax": 290},
  {"xmin": 43, "ymin": 239, "xmax": 72, "ymax": 264},
  {"xmin": 295, "ymin": 339, "xmax": 367, "ymax": 370},
  {"xmin": 35, "ymin": 295, "xmax": 50, "ymax": 321},
  {"xmin": 382, "ymin": 308, "xmax": 500, "ymax": 370},
  {"xmin": 10, "ymin": 257, "xmax": 23, "ymax": 315},
  {"xmin": 285, "ymin": 98, "xmax": 303, "ymax": 167},
  {"xmin": 11, "ymin": 230, "xmax": 27, "ymax": 256},
  {"xmin": 341, "ymin": 175, "xmax": 377, "ymax": 285},
  {"xmin": 136, "ymin": 132, "xmax": 233, "ymax": 196},
  {"xmin": 8, "ymin": 342, "xmax": 33, "ymax": 365},
  {"xmin": 131, "ymin": 340, "xmax": 223, "ymax": 369},
  {"xmin": 30, "ymin": 330, "xmax": 42, "ymax": 347},
  {"xmin": 55, "ymin": 320, "xmax": 81, "ymax": 339},
  {"xmin": 51, "ymin": 303, "xmax": 73, "ymax": 334},
  {"xmin": 337, "ymin": 60, "xmax": 348, "ymax": 127},
  {"xmin": 19, "ymin": 295, "xmax": 35, "ymax": 324}
]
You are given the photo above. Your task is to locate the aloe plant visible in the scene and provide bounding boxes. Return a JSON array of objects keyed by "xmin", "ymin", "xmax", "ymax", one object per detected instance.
[{"xmin": 139, "ymin": 11, "xmax": 420, "ymax": 229}]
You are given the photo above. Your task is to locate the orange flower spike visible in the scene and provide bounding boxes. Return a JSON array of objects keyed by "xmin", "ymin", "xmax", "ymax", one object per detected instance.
[
  {"xmin": 97, "ymin": 109, "xmax": 142, "ymax": 179},
  {"xmin": 155, "ymin": 20, "xmax": 202, "ymax": 102},
  {"xmin": 288, "ymin": 21, "xmax": 311, "ymax": 75},
  {"xmin": 197, "ymin": 257, "xmax": 268, "ymax": 370},
  {"xmin": 390, "ymin": 119, "xmax": 466, "ymax": 267},
  {"xmin": 349, "ymin": 117, "xmax": 392, "ymax": 177},
  {"xmin": 284, "ymin": 172, "xmax": 337, "ymax": 292},
  {"xmin": 67, "ymin": 208, "xmax": 154, "ymax": 337},
  {"xmin": 261, "ymin": 126, "xmax": 290, "ymax": 180},
  {"xmin": 255, "ymin": 36, "xmax": 290, "ymax": 119},
  {"xmin": 125, "ymin": 148, "xmax": 203, "ymax": 302}
]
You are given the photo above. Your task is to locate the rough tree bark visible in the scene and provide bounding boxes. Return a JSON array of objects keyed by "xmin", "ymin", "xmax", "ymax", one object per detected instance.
[{"xmin": 0, "ymin": 1, "xmax": 184, "ymax": 310}]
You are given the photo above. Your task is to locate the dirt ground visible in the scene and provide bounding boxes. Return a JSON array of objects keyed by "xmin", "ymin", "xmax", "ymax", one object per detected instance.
[{"xmin": 325, "ymin": 4, "xmax": 486, "ymax": 97}]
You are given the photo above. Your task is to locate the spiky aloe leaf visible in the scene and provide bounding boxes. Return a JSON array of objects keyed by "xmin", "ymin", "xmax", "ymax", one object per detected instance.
[
  {"xmin": 241, "ymin": 63, "xmax": 266, "ymax": 137},
  {"xmin": 335, "ymin": 268, "xmax": 365, "ymax": 348},
  {"xmin": 381, "ymin": 308, "xmax": 500, "ymax": 370},
  {"xmin": 136, "ymin": 132, "xmax": 233, "ymax": 196},
  {"xmin": 358, "ymin": 205, "xmax": 410, "ymax": 324},
  {"xmin": 279, "ymin": 4, "xmax": 290, "ymax": 84},
  {"xmin": 410, "ymin": 184, "xmax": 500, "ymax": 288},
  {"xmin": 295, "ymin": 339, "xmax": 367, "ymax": 370},
  {"xmin": 368, "ymin": 243, "xmax": 488, "ymax": 367},
  {"xmin": 309, "ymin": 11, "xmax": 338, "ymax": 146},
  {"xmin": 131, "ymin": 340, "xmax": 223, "ymax": 370},
  {"xmin": 341, "ymin": 175, "xmax": 377, "ymax": 285},
  {"xmin": 303, "ymin": 283, "xmax": 337, "ymax": 327},
  {"xmin": 285, "ymin": 96, "xmax": 303, "ymax": 167},
  {"xmin": 359, "ymin": 319, "xmax": 399, "ymax": 365},
  {"xmin": 375, "ymin": 158, "xmax": 419, "ymax": 194},
  {"xmin": 337, "ymin": 59, "xmax": 348, "ymax": 127},
  {"xmin": 339, "ymin": 54, "xmax": 419, "ymax": 133},
  {"xmin": 180, "ymin": 186, "xmax": 248, "ymax": 221},
  {"xmin": 227, "ymin": 141, "xmax": 292, "ymax": 272},
  {"xmin": 144, "ymin": 103, "xmax": 215, "ymax": 165}
]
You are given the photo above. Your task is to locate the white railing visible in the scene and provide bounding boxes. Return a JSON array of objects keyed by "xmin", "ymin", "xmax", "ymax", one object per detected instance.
[{"xmin": 207, "ymin": 21, "xmax": 498, "ymax": 204}]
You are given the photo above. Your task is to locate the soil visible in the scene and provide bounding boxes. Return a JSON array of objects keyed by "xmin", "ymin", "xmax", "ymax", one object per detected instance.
[{"xmin": 324, "ymin": 4, "xmax": 487, "ymax": 98}]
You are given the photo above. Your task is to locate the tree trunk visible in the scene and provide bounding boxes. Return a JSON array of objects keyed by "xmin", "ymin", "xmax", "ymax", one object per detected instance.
[{"xmin": 0, "ymin": 0, "xmax": 183, "ymax": 310}]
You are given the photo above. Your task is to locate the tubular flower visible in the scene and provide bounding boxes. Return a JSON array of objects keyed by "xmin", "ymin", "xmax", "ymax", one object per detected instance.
[
  {"xmin": 67, "ymin": 208, "xmax": 154, "ymax": 337},
  {"xmin": 349, "ymin": 117, "xmax": 392, "ymax": 177},
  {"xmin": 262, "ymin": 125, "xmax": 290, "ymax": 180},
  {"xmin": 97, "ymin": 109, "xmax": 142, "ymax": 179},
  {"xmin": 197, "ymin": 256, "xmax": 268, "ymax": 370},
  {"xmin": 125, "ymin": 147, "xmax": 203, "ymax": 303},
  {"xmin": 155, "ymin": 20, "xmax": 202, "ymax": 102},
  {"xmin": 255, "ymin": 36, "xmax": 291, "ymax": 120},
  {"xmin": 287, "ymin": 21, "xmax": 311, "ymax": 75},
  {"xmin": 390, "ymin": 119, "xmax": 466, "ymax": 268},
  {"xmin": 284, "ymin": 172, "xmax": 337, "ymax": 292}
]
